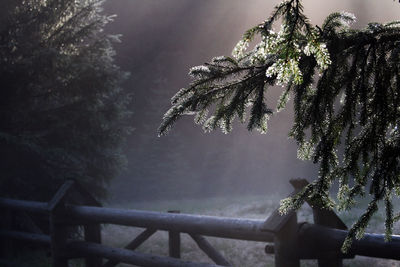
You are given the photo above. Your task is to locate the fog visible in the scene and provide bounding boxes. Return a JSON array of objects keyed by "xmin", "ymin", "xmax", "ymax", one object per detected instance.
[{"xmin": 103, "ymin": 0, "xmax": 400, "ymax": 203}]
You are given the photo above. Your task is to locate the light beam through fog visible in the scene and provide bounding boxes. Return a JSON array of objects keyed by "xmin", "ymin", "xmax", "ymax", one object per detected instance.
[{"xmin": 103, "ymin": 0, "xmax": 400, "ymax": 203}]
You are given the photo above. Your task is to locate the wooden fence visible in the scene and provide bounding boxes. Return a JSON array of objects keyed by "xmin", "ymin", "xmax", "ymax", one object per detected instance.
[{"xmin": 1, "ymin": 178, "xmax": 400, "ymax": 267}]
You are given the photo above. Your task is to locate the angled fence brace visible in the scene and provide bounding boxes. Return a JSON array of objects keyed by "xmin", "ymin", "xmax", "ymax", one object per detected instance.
[
  {"xmin": 102, "ymin": 228, "xmax": 157, "ymax": 267},
  {"xmin": 189, "ymin": 234, "xmax": 231, "ymax": 266}
]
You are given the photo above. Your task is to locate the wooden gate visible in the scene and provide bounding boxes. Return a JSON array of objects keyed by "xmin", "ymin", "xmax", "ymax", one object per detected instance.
[{"xmin": 1, "ymin": 179, "xmax": 400, "ymax": 267}]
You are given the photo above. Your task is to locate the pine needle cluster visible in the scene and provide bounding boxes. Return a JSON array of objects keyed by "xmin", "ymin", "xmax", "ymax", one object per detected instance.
[{"xmin": 159, "ymin": 0, "xmax": 400, "ymax": 251}]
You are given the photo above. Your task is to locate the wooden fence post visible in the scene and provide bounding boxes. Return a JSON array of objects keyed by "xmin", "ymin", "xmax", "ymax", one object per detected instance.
[
  {"xmin": 66, "ymin": 181, "xmax": 104, "ymax": 266},
  {"xmin": 289, "ymin": 178, "xmax": 349, "ymax": 267},
  {"xmin": 84, "ymin": 224, "xmax": 102, "ymax": 267},
  {"xmin": 312, "ymin": 208, "xmax": 345, "ymax": 267},
  {"xmin": 274, "ymin": 213, "xmax": 300, "ymax": 267},
  {"xmin": 48, "ymin": 181, "xmax": 75, "ymax": 267},
  {"xmin": 262, "ymin": 179, "xmax": 308, "ymax": 267},
  {"xmin": 0, "ymin": 209, "xmax": 14, "ymax": 260},
  {"xmin": 168, "ymin": 210, "xmax": 181, "ymax": 258},
  {"xmin": 262, "ymin": 205, "xmax": 300, "ymax": 266}
]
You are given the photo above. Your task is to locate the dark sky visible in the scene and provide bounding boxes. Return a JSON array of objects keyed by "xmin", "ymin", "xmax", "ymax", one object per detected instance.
[{"xmin": 102, "ymin": 0, "xmax": 400, "ymax": 202}]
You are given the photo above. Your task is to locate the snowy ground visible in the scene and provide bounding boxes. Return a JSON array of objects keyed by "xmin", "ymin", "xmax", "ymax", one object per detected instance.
[{"xmin": 102, "ymin": 194, "xmax": 400, "ymax": 267}]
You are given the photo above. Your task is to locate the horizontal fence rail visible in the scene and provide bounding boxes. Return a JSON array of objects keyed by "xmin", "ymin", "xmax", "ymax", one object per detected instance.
[
  {"xmin": 0, "ymin": 230, "xmax": 51, "ymax": 246},
  {"xmin": 65, "ymin": 205, "xmax": 274, "ymax": 242},
  {"xmin": 0, "ymin": 198, "xmax": 49, "ymax": 214},
  {"xmin": 299, "ymin": 223, "xmax": 400, "ymax": 260},
  {"xmin": 0, "ymin": 197, "xmax": 275, "ymax": 242}
]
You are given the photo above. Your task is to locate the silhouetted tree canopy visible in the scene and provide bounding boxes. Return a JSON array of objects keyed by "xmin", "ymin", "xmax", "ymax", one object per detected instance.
[
  {"xmin": 0, "ymin": 0, "xmax": 131, "ymax": 201},
  {"xmin": 160, "ymin": 0, "xmax": 400, "ymax": 251}
]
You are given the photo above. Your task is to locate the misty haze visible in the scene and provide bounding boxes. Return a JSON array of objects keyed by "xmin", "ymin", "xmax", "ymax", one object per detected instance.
[
  {"xmin": 2, "ymin": 0, "xmax": 400, "ymax": 266},
  {"xmin": 105, "ymin": 0, "xmax": 399, "ymax": 202}
]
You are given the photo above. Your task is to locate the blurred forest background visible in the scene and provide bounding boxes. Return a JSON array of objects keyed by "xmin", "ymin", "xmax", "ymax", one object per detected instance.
[{"xmin": 104, "ymin": 0, "xmax": 400, "ymax": 203}]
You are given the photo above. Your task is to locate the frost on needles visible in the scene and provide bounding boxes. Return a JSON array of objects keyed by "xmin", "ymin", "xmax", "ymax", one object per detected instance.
[{"xmin": 159, "ymin": 0, "xmax": 400, "ymax": 252}]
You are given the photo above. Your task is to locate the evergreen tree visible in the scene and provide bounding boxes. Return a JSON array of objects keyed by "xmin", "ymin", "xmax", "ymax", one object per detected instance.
[
  {"xmin": 0, "ymin": 0, "xmax": 131, "ymax": 201},
  {"xmin": 160, "ymin": 0, "xmax": 400, "ymax": 251}
]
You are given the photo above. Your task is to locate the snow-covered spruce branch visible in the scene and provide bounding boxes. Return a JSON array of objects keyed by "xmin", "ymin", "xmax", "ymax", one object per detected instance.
[{"xmin": 159, "ymin": 0, "xmax": 400, "ymax": 252}]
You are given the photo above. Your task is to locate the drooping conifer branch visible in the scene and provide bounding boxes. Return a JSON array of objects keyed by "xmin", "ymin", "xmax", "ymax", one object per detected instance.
[{"xmin": 159, "ymin": 0, "xmax": 400, "ymax": 251}]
